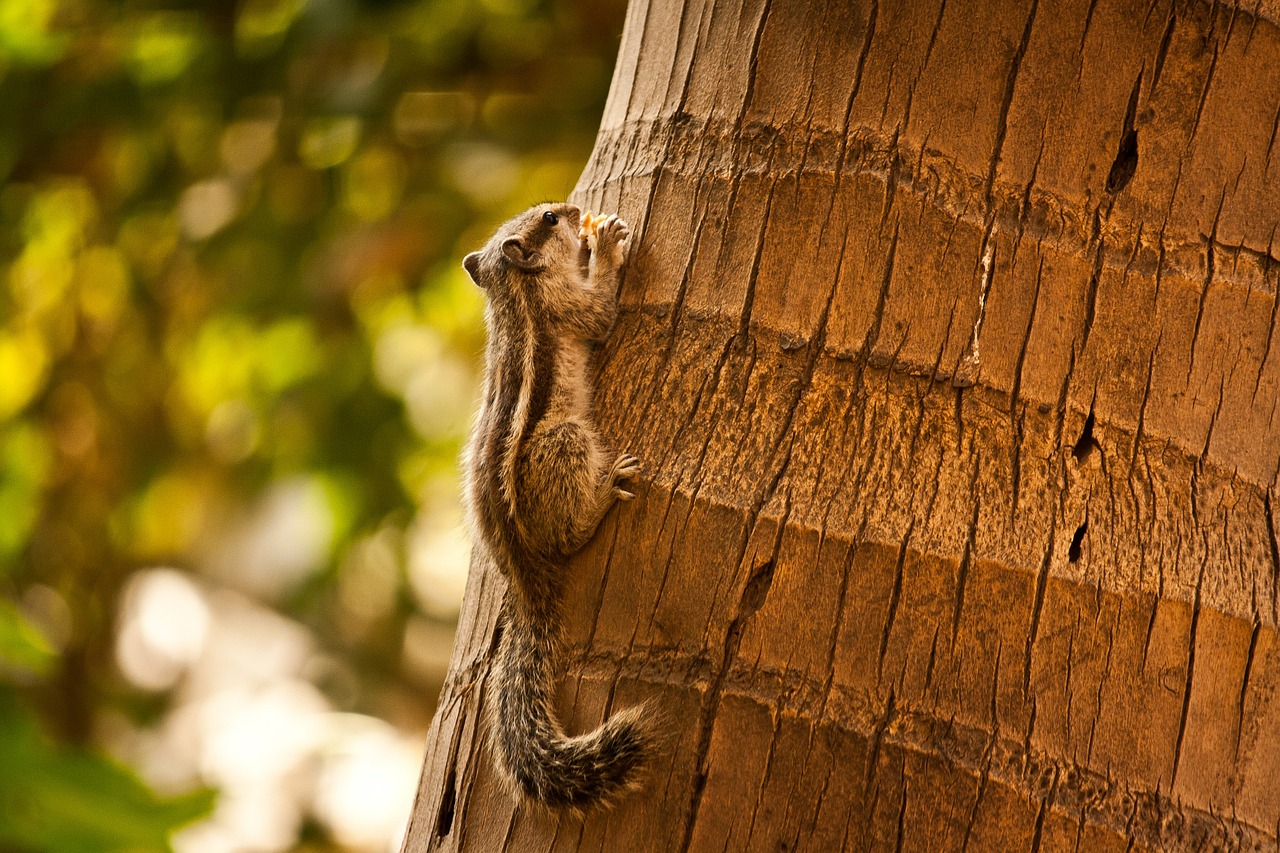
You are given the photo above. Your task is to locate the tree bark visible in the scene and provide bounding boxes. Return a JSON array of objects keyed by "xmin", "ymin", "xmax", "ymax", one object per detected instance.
[{"xmin": 404, "ymin": 0, "xmax": 1280, "ymax": 849}]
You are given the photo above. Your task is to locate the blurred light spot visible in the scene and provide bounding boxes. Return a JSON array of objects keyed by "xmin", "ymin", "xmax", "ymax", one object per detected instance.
[
  {"xmin": 179, "ymin": 179, "xmax": 239, "ymax": 240},
  {"xmin": 76, "ymin": 245, "xmax": 131, "ymax": 329},
  {"xmin": 370, "ymin": 317, "xmax": 474, "ymax": 440},
  {"xmin": 0, "ymin": 0, "xmax": 68, "ymax": 65},
  {"xmin": 220, "ymin": 118, "xmax": 279, "ymax": 176},
  {"xmin": 0, "ymin": 328, "xmax": 48, "ymax": 419},
  {"xmin": 343, "ymin": 146, "xmax": 405, "ymax": 222},
  {"xmin": 402, "ymin": 616, "xmax": 455, "ymax": 687},
  {"xmin": 200, "ymin": 680, "xmax": 327, "ymax": 785},
  {"xmin": 132, "ymin": 472, "xmax": 208, "ymax": 558},
  {"xmin": 127, "ymin": 12, "xmax": 202, "ymax": 85},
  {"xmin": 205, "ymin": 477, "xmax": 334, "ymax": 599},
  {"xmin": 407, "ymin": 507, "xmax": 469, "ymax": 620},
  {"xmin": 299, "ymin": 116, "xmax": 361, "ymax": 170},
  {"xmin": 372, "ymin": 321, "xmax": 440, "ymax": 396},
  {"xmin": 392, "ymin": 92, "xmax": 474, "ymax": 146},
  {"xmin": 337, "ymin": 528, "xmax": 400, "ymax": 635},
  {"xmin": 0, "ymin": 422, "xmax": 51, "ymax": 558},
  {"xmin": 404, "ymin": 353, "xmax": 472, "ymax": 440},
  {"xmin": 446, "ymin": 143, "xmax": 517, "ymax": 206},
  {"xmin": 116, "ymin": 569, "xmax": 210, "ymax": 691},
  {"xmin": 312, "ymin": 715, "xmax": 420, "ymax": 851},
  {"xmin": 258, "ymin": 318, "xmax": 322, "ymax": 391},
  {"xmin": 206, "ymin": 398, "xmax": 260, "ymax": 464},
  {"xmin": 11, "ymin": 181, "xmax": 97, "ymax": 321},
  {"xmin": 235, "ymin": 0, "xmax": 306, "ymax": 58}
]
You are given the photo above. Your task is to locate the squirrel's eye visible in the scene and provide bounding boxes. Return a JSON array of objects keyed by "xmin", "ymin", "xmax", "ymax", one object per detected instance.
[{"xmin": 542, "ymin": 211, "xmax": 559, "ymax": 226}]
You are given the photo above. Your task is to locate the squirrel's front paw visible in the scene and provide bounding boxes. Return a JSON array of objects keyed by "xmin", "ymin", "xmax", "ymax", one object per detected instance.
[
  {"xmin": 584, "ymin": 213, "xmax": 631, "ymax": 267},
  {"xmin": 610, "ymin": 453, "xmax": 641, "ymax": 501}
]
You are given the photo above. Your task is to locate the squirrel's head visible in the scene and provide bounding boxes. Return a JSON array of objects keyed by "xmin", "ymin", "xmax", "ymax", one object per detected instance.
[{"xmin": 463, "ymin": 203, "xmax": 586, "ymax": 293}]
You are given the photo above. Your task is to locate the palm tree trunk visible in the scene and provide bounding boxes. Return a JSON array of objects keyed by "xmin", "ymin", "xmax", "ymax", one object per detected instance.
[{"xmin": 404, "ymin": 0, "xmax": 1280, "ymax": 848}]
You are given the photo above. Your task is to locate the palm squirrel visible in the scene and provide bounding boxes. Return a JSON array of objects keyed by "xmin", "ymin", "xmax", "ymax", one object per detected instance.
[{"xmin": 461, "ymin": 203, "xmax": 650, "ymax": 809}]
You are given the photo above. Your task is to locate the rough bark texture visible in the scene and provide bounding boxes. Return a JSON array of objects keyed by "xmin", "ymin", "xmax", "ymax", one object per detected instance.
[{"xmin": 404, "ymin": 0, "xmax": 1280, "ymax": 849}]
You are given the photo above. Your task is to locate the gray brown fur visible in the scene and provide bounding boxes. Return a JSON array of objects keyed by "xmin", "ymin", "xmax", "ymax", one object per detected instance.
[{"xmin": 461, "ymin": 203, "xmax": 650, "ymax": 810}]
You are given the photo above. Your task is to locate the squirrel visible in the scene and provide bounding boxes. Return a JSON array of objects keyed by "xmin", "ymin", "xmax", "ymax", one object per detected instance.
[{"xmin": 461, "ymin": 202, "xmax": 651, "ymax": 810}]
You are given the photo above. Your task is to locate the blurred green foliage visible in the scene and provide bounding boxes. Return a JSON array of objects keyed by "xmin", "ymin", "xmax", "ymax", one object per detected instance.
[{"xmin": 0, "ymin": 0, "xmax": 623, "ymax": 848}]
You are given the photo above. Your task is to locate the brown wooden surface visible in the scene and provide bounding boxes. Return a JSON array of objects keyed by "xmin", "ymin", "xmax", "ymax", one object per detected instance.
[{"xmin": 404, "ymin": 0, "xmax": 1280, "ymax": 849}]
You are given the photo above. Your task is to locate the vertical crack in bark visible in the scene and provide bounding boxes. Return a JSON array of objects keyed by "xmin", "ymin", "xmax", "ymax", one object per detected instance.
[
  {"xmin": 877, "ymin": 523, "xmax": 915, "ymax": 685},
  {"xmin": 952, "ymin": 475, "xmax": 983, "ymax": 649},
  {"xmin": 1024, "ymin": 512, "xmax": 1058, "ymax": 696},
  {"xmin": 679, "ymin": 487, "xmax": 790, "ymax": 850},
  {"xmin": 893, "ymin": 773, "xmax": 909, "ymax": 853},
  {"xmin": 982, "ymin": 0, "xmax": 1039, "ymax": 209},
  {"xmin": 1252, "ymin": 225, "xmax": 1279, "ymax": 402},
  {"xmin": 1170, "ymin": 563, "xmax": 1206, "ymax": 790},
  {"xmin": 1188, "ymin": 190, "xmax": 1226, "ymax": 384},
  {"xmin": 861, "ymin": 687, "xmax": 896, "ymax": 817},
  {"xmin": 1265, "ymin": 102, "xmax": 1280, "ymax": 173},
  {"xmin": 742, "ymin": 710, "xmax": 784, "ymax": 849},
  {"xmin": 922, "ymin": 0, "xmax": 950, "ymax": 77},
  {"xmin": 960, "ymin": 692, "xmax": 999, "ymax": 853},
  {"xmin": 1150, "ymin": 6, "xmax": 1176, "ymax": 93},
  {"xmin": 1189, "ymin": 36, "xmax": 1220, "ymax": 141},
  {"xmin": 830, "ymin": 0, "xmax": 878, "ymax": 213},
  {"xmin": 1235, "ymin": 617, "xmax": 1261, "ymax": 763},
  {"xmin": 1078, "ymin": 0, "xmax": 1100, "ymax": 55},
  {"xmin": 1011, "ymin": 256, "xmax": 1046, "ymax": 523},
  {"xmin": 1079, "ymin": 209, "xmax": 1105, "ymax": 354},
  {"xmin": 1265, "ymin": 488, "xmax": 1280, "ymax": 623}
]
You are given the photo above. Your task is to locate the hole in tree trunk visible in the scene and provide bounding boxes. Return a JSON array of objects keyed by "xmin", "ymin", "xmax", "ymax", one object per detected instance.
[
  {"xmin": 435, "ymin": 763, "xmax": 457, "ymax": 837},
  {"xmin": 1068, "ymin": 521, "xmax": 1088, "ymax": 563},
  {"xmin": 1106, "ymin": 72, "xmax": 1143, "ymax": 194},
  {"xmin": 1071, "ymin": 409, "xmax": 1100, "ymax": 464},
  {"xmin": 739, "ymin": 560, "xmax": 776, "ymax": 619},
  {"xmin": 1106, "ymin": 129, "xmax": 1138, "ymax": 193}
]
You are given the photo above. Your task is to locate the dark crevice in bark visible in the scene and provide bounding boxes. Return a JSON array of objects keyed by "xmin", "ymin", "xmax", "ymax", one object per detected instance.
[
  {"xmin": 982, "ymin": 0, "xmax": 1039, "ymax": 209},
  {"xmin": 1266, "ymin": 488, "xmax": 1280, "ymax": 622},
  {"xmin": 1236, "ymin": 616, "xmax": 1261, "ymax": 761},
  {"xmin": 1105, "ymin": 73, "xmax": 1142, "ymax": 194},
  {"xmin": 1188, "ymin": 191, "xmax": 1226, "ymax": 383},
  {"xmin": 1023, "ymin": 512, "xmax": 1058, "ymax": 695},
  {"xmin": 1071, "ymin": 408, "xmax": 1099, "ymax": 465},
  {"xmin": 877, "ymin": 524, "xmax": 914, "ymax": 683},
  {"xmin": 1068, "ymin": 520, "xmax": 1088, "ymax": 563},
  {"xmin": 1170, "ymin": 565, "xmax": 1205, "ymax": 790},
  {"xmin": 435, "ymin": 763, "xmax": 458, "ymax": 839}
]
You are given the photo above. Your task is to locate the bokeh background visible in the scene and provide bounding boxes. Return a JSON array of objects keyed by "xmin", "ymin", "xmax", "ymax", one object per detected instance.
[{"xmin": 0, "ymin": 0, "xmax": 624, "ymax": 849}]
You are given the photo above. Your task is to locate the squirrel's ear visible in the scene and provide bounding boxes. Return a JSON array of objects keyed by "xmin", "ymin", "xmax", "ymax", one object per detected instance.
[
  {"xmin": 463, "ymin": 251, "xmax": 483, "ymax": 285},
  {"xmin": 501, "ymin": 237, "xmax": 542, "ymax": 272}
]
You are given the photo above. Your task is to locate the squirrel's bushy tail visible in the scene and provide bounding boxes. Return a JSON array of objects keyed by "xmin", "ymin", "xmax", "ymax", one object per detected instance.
[{"xmin": 489, "ymin": 598, "xmax": 649, "ymax": 810}]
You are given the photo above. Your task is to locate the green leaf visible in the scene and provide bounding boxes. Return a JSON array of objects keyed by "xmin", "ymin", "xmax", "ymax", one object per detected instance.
[
  {"xmin": 0, "ymin": 693, "xmax": 216, "ymax": 853},
  {"xmin": 0, "ymin": 598, "xmax": 52, "ymax": 677}
]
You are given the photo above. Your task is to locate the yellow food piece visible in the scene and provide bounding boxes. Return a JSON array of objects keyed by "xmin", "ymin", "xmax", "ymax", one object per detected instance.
[{"xmin": 579, "ymin": 211, "xmax": 599, "ymax": 240}]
